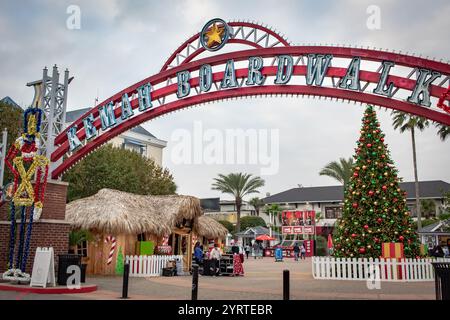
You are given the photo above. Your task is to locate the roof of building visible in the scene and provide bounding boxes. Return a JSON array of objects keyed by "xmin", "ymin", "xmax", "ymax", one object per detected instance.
[
  {"xmin": 418, "ymin": 219, "xmax": 450, "ymax": 234},
  {"xmin": 65, "ymin": 108, "xmax": 156, "ymax": 138},
  {"xmin": 263, "ymin": 180, "xmax": 450, "ymax": 204},
  {"xmin": 235, "ymin": 226, "xmax": 280, "ymax": 237},
  {"xmin": 0, "ymin": 96, "xmax": 22, "ymax": 110},
  {"xmin": 66, "ymin": 188, "xmax": 202, "ymax": 235}
]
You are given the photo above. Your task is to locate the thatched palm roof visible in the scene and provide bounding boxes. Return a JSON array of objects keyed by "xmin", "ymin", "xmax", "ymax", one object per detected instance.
[
  {"xmin": 193, "ymin": 216, "xmax": 229, "ymax": 239},
  {"xmin": 66, "ymin": 188, "xmax": 202, "ymax": 236}
]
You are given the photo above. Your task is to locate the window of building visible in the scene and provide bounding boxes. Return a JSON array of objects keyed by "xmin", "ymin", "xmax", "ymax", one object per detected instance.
[
  {"xmin": 324, "ymin": 206, "xmax": 343, "ymax": 219},
  {"xmin": 122, "ymin": 139, "xmax": 146, "ymax": 156},
  {"xmin": 77, "ymin": 240, "xmax": 88, "ymax": 257}
]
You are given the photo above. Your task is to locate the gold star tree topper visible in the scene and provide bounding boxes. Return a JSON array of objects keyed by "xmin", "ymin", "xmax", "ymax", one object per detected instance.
[{"xmin": 205, "ymin": 23, "xmax": 224, "ymax": 48}]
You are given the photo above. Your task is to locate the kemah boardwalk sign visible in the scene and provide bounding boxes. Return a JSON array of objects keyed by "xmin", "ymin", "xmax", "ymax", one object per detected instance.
[{"xmin": 50, "ymin": 18, "xmax": 450, "ymax": 179}]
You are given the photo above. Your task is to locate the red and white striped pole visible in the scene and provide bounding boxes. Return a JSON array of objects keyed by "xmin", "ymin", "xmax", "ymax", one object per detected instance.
[{"xmin": 105, "ymin": 235, "xmax": 116, "ymax": 265}]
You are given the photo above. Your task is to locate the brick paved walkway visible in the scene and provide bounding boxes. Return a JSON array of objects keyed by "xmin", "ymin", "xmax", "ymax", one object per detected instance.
[{"xmin": 0, "ymin": 257, "xmax": 436, "ymax": 300}]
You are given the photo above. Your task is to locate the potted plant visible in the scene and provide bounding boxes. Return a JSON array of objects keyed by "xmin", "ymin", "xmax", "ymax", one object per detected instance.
[{"xmin": 68, "ymin": 229, "xmax": 93, "ymax": 283}]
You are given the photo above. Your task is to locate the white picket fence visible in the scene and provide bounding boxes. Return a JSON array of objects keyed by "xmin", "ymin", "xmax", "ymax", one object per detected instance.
[
  {"xmin": 312, "ymin": 256, "xmax": 450, "ymax": 282},
  {"xmin": 125, "ymin": 255, "xmax": 184, "ymax": 277}
]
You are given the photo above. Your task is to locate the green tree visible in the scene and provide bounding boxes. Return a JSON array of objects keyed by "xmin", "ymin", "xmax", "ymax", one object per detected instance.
[
  {"xmin": 391, "ymin": 110, "xmax": 429, "ymax": 230},
  {"xmin": 218, "ymin": 220, "xmax": 234, "ymax": 234},
  {"xmin": 265, "ymin": 203, "xmax": 282, "ymax": 224},
  {"xmin": 319, "ymin": 157, "xmax": 354, "ymax": 186},
  {"xmin": 334, "ymin": 106, "xmax": 421, "ymax": 258},
  {"xmin": 0, "ymin": 101, "xmax": 23, "ymax": 185},
  {"xmin": 240, "ymin": 216, "xmax": 267, "ymax": 231},
  {"xmin": 420, "ymin": 199, "xmax": 436, "ymax": 219},
  {"xmin": 63, "ymin": 144, "xmax": 177, "ymax": 202},
  {"xmin": 212, "ymin": 173, "xmax": 265, "ymax": 236},
  {"xmin": 436, "ymin": 124, "xmax": 449, "ymax": 141},
  {"xmin": 249, "ymin": 197, "xmax": 265, "ymax": 216},
  {"xmin": 115, "ymin": 247, "xmax": 124, "ymax": 275}
]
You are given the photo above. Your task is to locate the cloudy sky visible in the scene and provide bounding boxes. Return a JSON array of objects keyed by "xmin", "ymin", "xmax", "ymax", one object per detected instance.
[{"xmin": 1, "ymin": 0, "xmax": 449, "ymax": 200}]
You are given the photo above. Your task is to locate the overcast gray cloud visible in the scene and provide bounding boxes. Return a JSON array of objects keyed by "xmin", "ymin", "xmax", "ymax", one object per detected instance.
[{"xmin": 0, "ymin": 0, "xmax": 449, "ymax": 200}]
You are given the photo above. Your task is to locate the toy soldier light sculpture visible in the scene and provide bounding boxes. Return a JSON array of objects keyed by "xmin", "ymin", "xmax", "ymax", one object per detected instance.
[{"xmin": 2, "ymin": 107, "xmax": 49, "ymax": 282}]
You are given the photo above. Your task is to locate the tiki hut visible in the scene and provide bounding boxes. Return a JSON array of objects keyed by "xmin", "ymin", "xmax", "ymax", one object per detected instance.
[
  {"xmin": 193, "ymin": 215, "xmax": 228, "ymax": 248},
  {"xmin": 66, "ymin": 188, "xmax": 202, "ymax": 275}
]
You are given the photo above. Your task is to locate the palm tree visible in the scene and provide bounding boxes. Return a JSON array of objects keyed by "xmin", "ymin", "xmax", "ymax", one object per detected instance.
[
  {"xmin": 319, "ymin": 157, "xmax": 354, "ymax": 186},
  {"xmin": 436, "ymin": 124, "xmax": 450, "ymax": 141},
  {"xmin": 420, "ymin": 199, "xmax": 436, "ymax": 219},
  {"xmin": 391, "ymin": 110, "xmax": 429, "ymax": 230},
  {"xmin": 264, "ymin": 203, "xmax": 282, "ymax": 237},
  {"xmin": 212, "ymin": 173, "xmax": 265, "ymax": 236},
  {"xmin": 249, "ymin": 197, "xmax": 265, "ymax": 216}
]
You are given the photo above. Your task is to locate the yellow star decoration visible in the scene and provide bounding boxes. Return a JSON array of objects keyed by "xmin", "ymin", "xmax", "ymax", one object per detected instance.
[{"xmin": 205, "ymin": 23, "xmax": 224, "ymax": 48}]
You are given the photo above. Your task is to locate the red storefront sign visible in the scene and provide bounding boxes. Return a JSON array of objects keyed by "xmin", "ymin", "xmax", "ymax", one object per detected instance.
[
  {"xmin": 303, "ymin": 240, "xmax": 314, "ymax": 257},
  {"xmin": 281, "ymin": 211, "xmax": 316, "ymax": 234}
]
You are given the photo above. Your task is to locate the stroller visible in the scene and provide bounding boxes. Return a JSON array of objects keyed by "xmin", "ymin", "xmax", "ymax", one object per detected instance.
[{"xmin": 275, "ymin": 247, "xmax": 283, "ymax": 262}]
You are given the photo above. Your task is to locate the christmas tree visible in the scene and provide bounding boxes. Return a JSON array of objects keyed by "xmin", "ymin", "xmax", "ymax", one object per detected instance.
[
  {"xmin": 333, "ymin": 105, "xmax": 421, "ymax": 258},
  {"xmin": 115, "ymin": 246, "xmax": 124, "ymax": 275}
]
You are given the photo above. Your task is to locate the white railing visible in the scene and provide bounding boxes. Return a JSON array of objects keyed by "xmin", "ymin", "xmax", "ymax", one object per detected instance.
[
  {"xmin": 312, "ymin": 256, "xmax": 450, "ymax": 282},
  {"xmin": 125, "ymin": 255, "xmax": 184, "ymax": 277}
]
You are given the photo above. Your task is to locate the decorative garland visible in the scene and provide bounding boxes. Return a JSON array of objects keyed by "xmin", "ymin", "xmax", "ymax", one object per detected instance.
[
  {"xmin": 3, "ymin": 107, "xmax": 49, "ymax": 281},
  {"xmin": 15, "ymin": 206, "xmax": 27, "ymax": 268},
  {"xmin": 8, "ymin": 202, "xmax": 16, "ymax": 269},
  {"xmin": 437, "ymin": 85, "xmax": 450, "ymax": 114},
  {"xmin": 21, "ymin": 205, "xmax": 34, "ymax": 272}
]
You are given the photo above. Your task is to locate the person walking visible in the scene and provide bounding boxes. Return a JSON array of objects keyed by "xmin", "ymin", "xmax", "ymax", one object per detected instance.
[
  {"xmin": 232, "ymin": 251, "xmax": 244, "ymax": 276},
  {"xmin": 245, "ymin": 244, "xmax": 250, "ymax": 260},
  {"xmin": 293, "ymin": 242, "xmax": 300, "ymax": 261},
  {"xmin": 193, "ymin": 242, "xmax": 203, "ymax": 265},
  {"xmin": 300, "ymin": 243, "xmax": 306, "ymax": 260},
  {"xmin": 210, "ymin": 244, "xmax": 222, "ymax": 276},
  {"xmin": 252, "ymin": 241, "xmax": 259, "ymax": 259}
]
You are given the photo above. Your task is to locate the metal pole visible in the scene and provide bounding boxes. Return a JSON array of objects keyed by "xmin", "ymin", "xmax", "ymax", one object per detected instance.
[
  {"xmin": 191, "ymin": 264, "xmax": 199, "ymax": 300},
  {"xmin": 283, "ymin": 269, "xmax": 290, "ymax": 300},
  {"xmin": 0, "ymin": 128, "xmax": 7, "ymax": 187},
  {"xmin": 121, "ymin": 262, "xmax": 130, "ymax": 299}
]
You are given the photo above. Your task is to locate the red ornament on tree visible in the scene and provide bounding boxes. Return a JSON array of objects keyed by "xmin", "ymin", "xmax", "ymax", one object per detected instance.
[
  {"xmin": 367, "ymin": 143, "xmax": 372, "ymax": 148},
  {"xmin": 359, "ymin": 248, "xmax": 366, "ymax": 254},
  {"xmin": 351, "ymin": 233, "xmax": 357, "ymax": 238},
  {"xmin": 382, "ymin": 185, "xmax": 387, "ymax": 191},
  {"xmin": 363, "ymin": 224, "xmax": 369, "ymax": 230},
  {"xmin": 377, "ymin": 218, "xmax": 382, "ymax": 224},
  {"xmin": 368, "ymin": 190, "xmax": 374, "ymax": 196},
  {"xmin": 399, "ymin": 236, "xmax": 404, "ymax": 241},
  {"xmin": 353, "ymin": 172, "xmax": 359, "ymax": 177},
  {"xmin": 352, "ymin": 203, "xmax": 358, "ymax": 208}
]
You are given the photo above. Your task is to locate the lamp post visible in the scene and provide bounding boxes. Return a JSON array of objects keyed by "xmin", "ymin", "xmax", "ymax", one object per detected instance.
[{"xmin": 269, "ymin": 210, "xmax": 273, "ymax": 238}]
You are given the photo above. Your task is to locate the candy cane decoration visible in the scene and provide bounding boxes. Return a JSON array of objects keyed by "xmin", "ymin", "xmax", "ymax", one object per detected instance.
[{"xmin": 104, "ymin": 235, "xmax": 116, "ymax": 265}]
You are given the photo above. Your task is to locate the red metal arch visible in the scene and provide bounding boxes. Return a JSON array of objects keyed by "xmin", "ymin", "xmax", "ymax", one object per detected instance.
[
  {"xmin": 51, "ymin": 46, "xmax": 450, "ymax": 179},
  {"xmin": 160, "ymin": 21, "xmax": 291, "ymax": 72}
]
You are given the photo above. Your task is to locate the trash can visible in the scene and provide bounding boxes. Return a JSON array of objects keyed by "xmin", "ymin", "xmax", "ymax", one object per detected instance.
[
  {"xmin": 275, "ymin": 247, "xmax": 283, "ymax": 262},
  {"xmin": 80, "ymin": 264, "xmax": 87, "ymax": 283},
  {"xmin": 57, "ymin": 254, "xmax": 81, "ymax": 286},
  {"xmin": 432, "ymin": 262, "xmax": 450, "ymax": 300}
]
